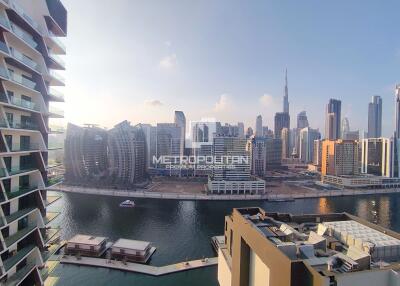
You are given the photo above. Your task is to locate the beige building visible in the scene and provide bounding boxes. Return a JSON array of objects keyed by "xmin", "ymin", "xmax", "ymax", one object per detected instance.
[
  {"xmin": 219, "ymin": 207, "xmax": 400, "ymax": 286},
  {"xmin": 321, "ymin": 140, "xmax": 359, "ymax": 177}
]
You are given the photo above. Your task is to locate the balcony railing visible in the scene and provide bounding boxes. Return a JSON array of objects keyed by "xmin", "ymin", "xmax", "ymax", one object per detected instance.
[
  {"xmin": 5, "ymin": 207, "xmax": 35, "ymax": 224},
  {"xmin": 0, "ymin": 14, "xmax": 10, "ymax": 30},
  {"xmin": 48, "ymin": 88, "xmax": 64, "ymax": 101},
  {"xmin": 8, "ymin": 120, "xmax": 39, "ymax": 131},
  {"xmin": 49, "ymin": 125, "xmax": 65, "ymax": 133},
  {"xmin": 10, "ymin": 22, "xmax": 38, "ymax": 50},
  {"xmin": 9, "ymin": 72, "xmax": 37, "ymax": 90},
  {"xmin": 9, "ymin": 96, "xmax": 40, "ymax": 111},
  {"xmin": 48, "ymin": 105, "xmax": 64, "ymax": 117},
  {"xmin": 0, "ymin": 40, "xmax": 9, "ymax": 54},
  {"xmin": 49, "ymin": 31, "xmax": 66, "ymax": 52},
  {"xmin": 10, "ymin": 47, "xmax": 39, "ymax": 71},
  {"xmin": 46, "ymin": 176, "xmax": 63, "ymax": 187},
  {"xmin": 9, "ymin": 143, "xmax": 41, "ymax": 152},
  {"xmin": 48, "ymin": 69, "xmax": 65, "ymax": 83},
  {"xmin": 6, "ymin": 261, "xmax": 36, "ymax": 286},
  {"xmin": 0, "ymin": 65, "xmax": 9, "ymax": 79},
  {"xmin": 7, "ymin": 185, "xmax": 38, "ymax": 199},
  {"xmin": 10, "ymin": 0, "xmax": 40, "ymax": 31},
  {"xmin": 8, "ymin": 165, "xmax": 36, "ymax": 176},
  {"xmin": 48, "ymin": 53, "xmax": 65, "ymax": 68},
  {"xmin": 0, "ymin": 167, "xmax": 7, "ymax": 177},
  {"xmin": 3, "ymin": 244, "xmax": 35, "ymax": 271},
  {"xmin": 4, "ymin": 224, "xmax": 36, "ymax": 247}
]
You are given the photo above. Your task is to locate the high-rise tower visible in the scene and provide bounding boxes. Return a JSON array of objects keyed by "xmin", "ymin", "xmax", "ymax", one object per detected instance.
[
  {"xmin": 325, "ymin": 99, "xmax": 342, "ymax": 140},
  {"xmin": 174, "ymin": 111, "xmax": 186, "ymax": 156},
  {"xmin": 368, "ymin": 95, "xmax": 382, "ymax": 138},
  {"xmin": 395, "ymin": 85, "xmax": 400, "ymax": 138},
  {"xmin": 0, "ymin": 0, "xmax": 67, "ymax": 284},
  {"xmin": 255, "ymin": 115, "xmax": 262, "ymax": 137},
  {"xmin": 283, "ymin": 69, "xmax": 289, "ymax": 114}
]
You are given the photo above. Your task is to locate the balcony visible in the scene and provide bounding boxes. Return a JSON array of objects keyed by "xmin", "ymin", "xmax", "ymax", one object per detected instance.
[
  {"xmin": 0, "ymin": 40, "xmax": 9, "ymax": 54},
  {"xmin": 8, "ymin": 120, "xmax": 39, "ymax": 131},
  {"xmin": 10, "ymin": 0, "xmax": 40, "ymax": 31},
  {"xmin": 6, "ymin": 261, "xmax": 36, "ymax": 286},
  {"xmin": 8, "ymin": 165, "xmax": 36, "ymax": 176},
  {"xmin": 42, "ymin": 227, "xmax": 60, "ymax": 244},
  {"xmin": 8, "ymin": 71, "xmax": 37, "ymax": 91},
  {"xmin": 9, "ymin": 96, "xmax": 40, "ymax": 112},
  {"xmin": 5, "ymin": 207, "xmax": 35, "ymax": 224},
  {"xmin": 48, "ymin": 125, "xmax": 65, "ymax": 134},
  {"xmin": 0, "ymin": 65, "xmax": 9, "ymax": 79},
  {"xmin": 48, "ymin": 53, "xmax": 65, "ymax": 69},
  {"xmin": 0, "ymin": 14, "xmax": 10, "ymax": 30},
  {"xmin": 7, "ymin": 185, "xmax": 38, "ymax": 199},
  {"xmin": 9, "ymin": 143, "xmax": 41, "ymax": 152},
  {"xmin": 10, "ymin": 22, "xmax": 38, "ymax": 50},
  {"xmin": 45, "ymin": 194, "xmax": 61, "ymax": 206},
  {"xmin": 48, "ymin": 106, "xmax": 64, "ymax": 118},
  {"xmin": 44, "ymin": 212, "xmax": 59, "ymax": 225},
  {"xmin": 48, "ymin": 69, "xmax": 65, "ymax": 85},
  {"xmin": 46, "ymin": 176, "xmax": 63, "ymax": 187},
  {"xmin": 48, "ymin": 31, "xmax": 65, "ymax": 54},
  {"xmin": 4, "ymin": 224, "xmax": 36, "ymax": 248},
  {"xmin": 0, "ymin": 167, "xmax": 7, "ymax": 177},
  {"xmin": 3, "ymin": 244, "xmax": 35, "ymax": 271},
  {"xmin": 9, "ymin": 47, "xmax": 39, "ymax": 72},
  {"xmin": 47, "ymin": 88, "xmax": 64, "ymax": 102}
]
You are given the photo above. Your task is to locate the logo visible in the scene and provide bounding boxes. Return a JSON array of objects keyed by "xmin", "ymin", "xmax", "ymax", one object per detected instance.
[{"xmin": 152, "ymin": 155, "xmax": 249, "ymax": 170}]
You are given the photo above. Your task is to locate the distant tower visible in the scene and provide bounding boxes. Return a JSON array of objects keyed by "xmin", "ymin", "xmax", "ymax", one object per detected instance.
[
  {"xmin": 395, "ymin": 85, "xmax": 400, "ymax": 138},
  {"xmin": 174, "ymin": 111, "xmax": 186, "ymax": 156},
  {"xmin": 341, "ymin": 117, "xmax": 350, "ymax": 139},
  {"xmin": 283, "ymin": 69, "xmax": 289, "ymax": 114},
  {"xmin": 256, "ymin": 115, "xmax": 263, "ymax": 137},
  {"xmin": 368, "ymin": 95, "xmax": 382, "ymax": 138},
  {"xmin": 237, "ymin": 122, "xmax": 245, "ymax": 138},
  {"xmin": 325, "ymin": 99, "xmax": 341, "ymax": 140},
  {"xmin": 297, "ymin": 111, "xmax": 309, "ymax": 129}
]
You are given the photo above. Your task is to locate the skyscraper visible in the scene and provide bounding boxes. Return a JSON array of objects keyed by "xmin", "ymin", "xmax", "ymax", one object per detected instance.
[
  {"xmin": 237, "ymin": 122, "xmax": 245, "ymax": 138},
  {"xmin": 281, "ymin": 127, "xmax": 290, "ymax": 159},
  {"xmin": 174, "ymin": 111, "xmax": 186, "ymax": 156},
  {"xmin": 255, "ymin": 115, "xmax": 263, "ymax": 137},
  {"xmin": 0, "ymin": 0, "xmax": 67, "ymax": 284},
  {"xmin": 368, "ymin": 95, "xmax": 382, "ymax": 138},
  {"xmin": 108, "ymin": 121, "xmax": 147, "ymax": 186},
  {"xmin": 283, "ymin": 69, "xmax": 289, "ymax": 113},
  {"xmin": 274, "ymin": 112, "xmax": 290, "ymax": 139},
  {"xmin": 299, "ymin": 127, "xmax": 321, "ymax": 163},
  {"xmin": 325, "ymin": 99, "xmax": 342, "ymax": 140},
  {"xmin": 297, "ymin": 111, "xmax": 309, "ymax": 129},
  {"xmin": 395, "ymin": 85, "xmax": 400, "ymax": 138}
]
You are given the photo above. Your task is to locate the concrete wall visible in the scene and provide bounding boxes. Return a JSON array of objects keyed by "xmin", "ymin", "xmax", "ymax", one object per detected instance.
[
  {"xmin": 249, "ymin": 249, "xmax": 270, "ymax": 286},
  {"xmin": 218, "ymin": 248, "xmax": 232, "ymax": 286}
]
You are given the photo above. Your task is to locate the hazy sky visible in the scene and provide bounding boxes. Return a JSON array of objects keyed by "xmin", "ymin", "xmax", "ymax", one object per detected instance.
[{"xmin": 61, "ymin": 0, "xmax": 400, "ymax": 135}]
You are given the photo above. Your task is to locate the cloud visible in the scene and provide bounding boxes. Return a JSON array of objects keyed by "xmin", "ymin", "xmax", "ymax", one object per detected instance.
[
  {"xmin": 159, "ymin": 54, "xmax": 177, "ymax": 69},
  {"xmin": 214, "ymin": 94, "xmax": 231, "ymax": 112},
  {"xmin": 259, "ymin": 93, "xmax": 276, "ymax": 107},
  {"xmin": 164, "ymin": 41, "xmax": 172, "ymax": 47},
  {"xmin": 144, "ymin": 99, "xmax": 163, "ymax": 107}
]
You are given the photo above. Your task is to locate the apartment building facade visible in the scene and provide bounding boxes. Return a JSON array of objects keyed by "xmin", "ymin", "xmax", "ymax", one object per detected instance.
[{"xmin": 0, "ymin": 0, "xmax": 67, "ymax": 284}]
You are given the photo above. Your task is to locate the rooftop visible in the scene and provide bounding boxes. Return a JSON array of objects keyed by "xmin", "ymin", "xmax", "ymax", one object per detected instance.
[
  {"xmin": 237, "ymin": 207, "xmax": 400, "ymax": 275},
  {"xmin": 67, "ymin": 234, "xmax": 107, "ymax": 246},
  {"xmin": 112, "ymin": 239, "xmax": 150, "ymax": 251}
]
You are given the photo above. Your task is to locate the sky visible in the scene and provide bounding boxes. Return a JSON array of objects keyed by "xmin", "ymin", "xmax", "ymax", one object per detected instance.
[{"xmin": 60, "ymin": 0, "xmax": 400, "ymax": 136}]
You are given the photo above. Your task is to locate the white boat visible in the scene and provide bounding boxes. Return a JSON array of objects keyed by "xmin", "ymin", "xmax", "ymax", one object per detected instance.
[{"xmin": 119, "ymin": 200, "xmax": 135, "ymax": 207}]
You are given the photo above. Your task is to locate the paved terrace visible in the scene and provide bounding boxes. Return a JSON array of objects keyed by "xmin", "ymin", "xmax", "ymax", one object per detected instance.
[
  {"xmin": 54, "ymin": 184, "xmax": 400, "ymax": 201},
  {"xmin": 60, "ymin": 256, "xmax": 217, "ymax": 276}
]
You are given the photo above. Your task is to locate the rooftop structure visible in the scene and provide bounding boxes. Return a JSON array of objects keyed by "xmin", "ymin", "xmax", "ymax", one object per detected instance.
[
  {"xmin": 219, "ymin": 207, "xmax": 400, "ymax": 286},
  {"xmin": 111, "ymin": 238, "xmax": 156, "ymax": 263}
]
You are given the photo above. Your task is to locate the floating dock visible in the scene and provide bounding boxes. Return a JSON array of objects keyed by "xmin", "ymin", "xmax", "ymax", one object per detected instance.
[{"xmin": 60, "ymin": 255, "xmax": 217, "ymax": 276}]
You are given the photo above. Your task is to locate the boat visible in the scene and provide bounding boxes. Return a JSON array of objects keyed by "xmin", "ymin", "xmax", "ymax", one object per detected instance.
[{"xmin": 119, "ymin": 200, "xmax": 135, "ymax": 207}]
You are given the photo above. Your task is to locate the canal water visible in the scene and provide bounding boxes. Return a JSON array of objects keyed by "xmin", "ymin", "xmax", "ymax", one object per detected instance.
[{"xmin": 50, "ymin": 192, "xmax": 400, "ymax": 285}]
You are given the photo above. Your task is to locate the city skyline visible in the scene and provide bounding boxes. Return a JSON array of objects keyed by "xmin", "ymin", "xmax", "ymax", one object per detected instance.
[{"xmin": 62, "ymin": 0, "xmax": 400, "ymax": 136}]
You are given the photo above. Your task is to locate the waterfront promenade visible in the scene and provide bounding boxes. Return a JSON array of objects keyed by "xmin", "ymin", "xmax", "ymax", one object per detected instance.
[
  {"xmin": 60, "ymin": 255, "xmax": 217, "ymax": 276},
  {"xmin": 54, "ymin": 185, "xmax": 400, "ymax": 201}
]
